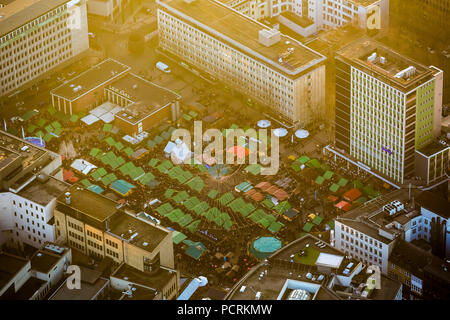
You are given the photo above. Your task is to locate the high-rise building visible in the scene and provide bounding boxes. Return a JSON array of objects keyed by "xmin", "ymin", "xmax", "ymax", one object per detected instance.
[
  {"xmin": 157, "ymin": 0, "xmax": 327, "ymax": 127},
  {"xmin": 0, "ymin": 130, "xmax": 68, "ymax": 251},
  {"xmin": 0, "ymin": 0, "xmax": 89, "ymax": 97},
  {"xmin": 217, "ymin": 0, "xmax": 389, "ymax": 36},
  {"xmin": 326, "ymin": 38, "xmax": 447, "ymax": 187}
]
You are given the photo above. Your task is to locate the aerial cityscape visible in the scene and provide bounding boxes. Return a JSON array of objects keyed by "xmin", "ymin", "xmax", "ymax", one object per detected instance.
[{"xmin": 0, "ymin": 0, "xmax": 449, "ymax": 307}]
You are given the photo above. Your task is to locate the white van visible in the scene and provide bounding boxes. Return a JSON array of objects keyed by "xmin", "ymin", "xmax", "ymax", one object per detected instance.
[{"xmin": 156, "ymin": 61, "xmax": 171, "ymax": 73}]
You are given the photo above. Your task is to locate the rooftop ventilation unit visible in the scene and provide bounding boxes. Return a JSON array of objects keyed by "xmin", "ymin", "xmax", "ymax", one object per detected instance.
[
  {"xmin": 184, "ymin": 0, "xmax": 195, "ymax": 3},
  {"xmin": 45, "ymin": 244, "xmax": 65, "ymax": 254},
  {"xmin": 367, "ymin": 52, "xmax": 377, "ymax": 63},
  {"xmin": 259, "ymin": 29, "xmax": 281, "ymax": 47},
  {"xmin": 383, "ymin": 203, "xmax": 396, "ymax": 216},
  {"xmin": 394, "ymin": 66, "xmax": 416, "ymax": 79}
]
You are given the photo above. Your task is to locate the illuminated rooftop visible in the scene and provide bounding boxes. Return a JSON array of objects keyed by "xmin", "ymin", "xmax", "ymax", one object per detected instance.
[
  {"xmin": 337, "ymin": 38, "xmax": 435, "ymax": 92},
  {"xmin": 157, "ymin": 0, "xmax": 326, "ymax": 79}
]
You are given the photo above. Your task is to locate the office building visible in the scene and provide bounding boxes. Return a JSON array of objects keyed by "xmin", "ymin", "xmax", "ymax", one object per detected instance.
[
  {"xmin": 0, "ymin": 0, "xmax": 89, "ymax": 97},
  {"xmin": 53, "ymin": 184, "xmax": 180, "ymax": 298},
  {"xmin": 334, "ymin": 189, "xmax": 450, "ymax": 275},
  {"xmin": 51, "ymin": 58, "xmax": 181, "ymax": 135},
  {"xmin": 218, "ymin": 0, "xmax": 389, "ymax": 37},
  {"xmin": 0, "ymin": 130, "xmax": 68, "ymax": 251},
  {"xmin": 157, "ymin": 0, "xmax": 327, "ymax": 127},
  {"xmin": 327, "ymin": 38, "xmax": 446, "ymax": 187}
]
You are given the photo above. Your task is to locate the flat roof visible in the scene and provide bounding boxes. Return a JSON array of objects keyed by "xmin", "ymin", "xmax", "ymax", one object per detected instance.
[
  {"xmin": 12, "ymin": 277, "xmax": 46, "ymax": 299},
  {"xmin": 416, "ymin": 191, "xmax": 450, "ymax": 219},
  {"xmin": 226, "ymin": 235, "xmax": 359, "ymax": 300},
  {"xmin": 337, "ymin": 38, "xmax": 434, "ymax": 92},
  {"xmin": 0, "ymin": 0, "xmax": 69, "ymax": 37},
  {"xmin": 112, "ymin": 263, "xmax": 175, "ymax": 291},
  {"xmin": 347, "ymin": 0, "xmax": 380, "ymax": 7},
  {"xmin": 18, "ymin": 176, "xmax": 69, "ymax": 206},
  {"xmin": 109, "ymin": 212, "xmax": 170, "ymax": 252},
  {"xmin": 50, "ymin": 277, "xmax": 109, "ymax": 300},
  {"xmin": 56, "ymin": 184, "xmax": 120, "ymax": 222},
  {"xmin": 417, "ymin": 141, "xmax": 450, "ymax": 157},
  {"xmin": 390, "ymin": 239, "xmax": 432, "ymax": 276},
  {"xmin": 51, "ymin": 58, "xmax": 131, "ymax": 101},
  {"xmin": 110, "ymin": 74, "xmax": 180, "ymax": 124},
  {"xmin": 158, "ymin": 0, "xmax": 325, "ymax": 79},
  {"xmin": 0, "ymin": 130, "xmax": 48, "ymax": 173},
  {"xmin": 0, "ymin": 252, "xmax": 28, "ymax": 290},
  {"xmin": 30, "ymin": 245, "xmax": 68, "ymax": 274}
]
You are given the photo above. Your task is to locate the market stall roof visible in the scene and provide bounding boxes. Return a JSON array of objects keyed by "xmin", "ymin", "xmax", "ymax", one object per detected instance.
[
  {"xmin": 323, "ymin": 171, "xmax": 334, "ymax": 180},
  {"xmin": 329, "ymin": 183, "xmax": 340, "ymax": 193},
  {"xmin": 245, "ymin": 164, "xmax": 261, "ymax": 175},
  {"xmin": 338, "ymin": 178, "xmax": 348, "ymax": 187},
  {"xmin": 343, "ymin": 188, "xmax": 363, "ymax": 202},
  {"xmin": 81, "ymin": 114, "xmax": 99, "ymax": 126},
  {"xmin": 172, "ymin": 231, "xmax": 187, "ymax": 244},
  {"xmin": 184, "ymin": 240, "xmax": 206, "ymax": 260},
  {"xmin": 296, "ymin": 155, "xmax": 311, "ymax": 164},
  {"xmin": 218, "ymin": 192, "xmax": 235, "ymax": 206},
  {"xmin": 87, "ymin": 185, "xmax": 104, "ymax": 194},
  {"xmin": 303, "ymin": 222, "xmax": 314, "ymax": 232},
  {"xmin": 335, "ymin": 200, "xmax": 351, "ymax": 212},
  {"xmin": 110, "ymin": 180, "xmax": 136, "ymax": 196},
  {"xmin": 315, "ymin": 176, "xmax": 325, "ymax": 185},
  {"xmin": 71, "ymin": 159, "xmax": 97, "ymax": 175},
  {"xmin": 312, "ymin": 215, "xmax": 323, "ymax": 225}
]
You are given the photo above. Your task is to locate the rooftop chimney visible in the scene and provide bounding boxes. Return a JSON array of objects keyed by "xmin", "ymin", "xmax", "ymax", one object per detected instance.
[{"xmin": 65, "ymin": 192, "xmax": 71, "ymax": 205}]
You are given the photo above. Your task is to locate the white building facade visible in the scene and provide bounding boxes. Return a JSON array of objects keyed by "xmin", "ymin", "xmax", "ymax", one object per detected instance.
[
  {"xmin": 0, "ymin": 0, "xmax": 89, "ymax": 97},
  {"xmin": 157, "ymin": 0, "xmax": 327, "ymax": 127}
]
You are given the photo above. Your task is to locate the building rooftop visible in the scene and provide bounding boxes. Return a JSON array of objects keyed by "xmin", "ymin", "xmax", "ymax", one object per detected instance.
[
  {"xmin": 337, "ymin": 37, "xmax": 435, "ymax": 92},
  {"xmin": 390, "ymin": 239, "xmax": 432, "ymax": 276},
  {"xmin": 338, "ymin": 189, "xmax": 423, "ymax": 243},
  {"xmin": 0, "ymin": 252, "xmax": 28, "ymax": 291},
  {"xmin": 416, "ymin": 191, "xmax": 450, "ymax": 219},
  {"xmin": 11, "ymin": 277, "xmax": 46, "ymax": 299},
  {"xmin": 0, "ymin": 0, "xmax": 68, "ymax": 37},
  {"xmin": 51, "ymin": 58, "xmax": 131, "ymax": 101},
  {"xmin": 18, "ymin": 176, "xmax": 68, "ymax": 206},
  {"xmin": 347, "ymin": 0, "xmax": 380, "ymax": 7},
  {"xmin": 0, "ymin": 130, "xmax": 49, "ymax": 174},
  {"xmin": 50, "ymin": 271, "xmax": 110, "ymax": 300},
  {"xmin": 226, "ymin": 235, "xmax": 362, "ymax": 300},
  {"xmin": 56, "ymin": 184, "xmax": 120, "ymax": 223},
  {"xmin": 112, "ymin": 263, "xmax": 176, "ymax": 292},
  {"xmin": 109, "ymin": 212, "xmax": 170, "ymax": 252},
  {"xmin": 157, "ymin": 0, "xmax": 325, "ymax": 79},
  {"xmin": 110, "ymin": 74, "xmax": 180, "ymax": 125},
  {"xmin": 417, "ymin": 141, "xmax": 450, "ymax": 157},
  {"xmin": 30, "ymin": 243, "xmax": 69, "ymax": 274}
]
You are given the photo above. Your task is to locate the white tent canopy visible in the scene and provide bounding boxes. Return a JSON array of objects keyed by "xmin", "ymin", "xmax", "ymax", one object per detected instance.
[
  {"xmin": 295, "ymin": 129, "xmax": 309, "ymax": 139},
  {"xmin": 257, "ymin": 120, "xmax": 271, "ymax": 128},
  {"xmin": 81, "ymin": 114, "xmax": 99, "ymax": 126},
  {"xmin": 71, "ymin": 159, "xmax": 97, "ymax": 175}
]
